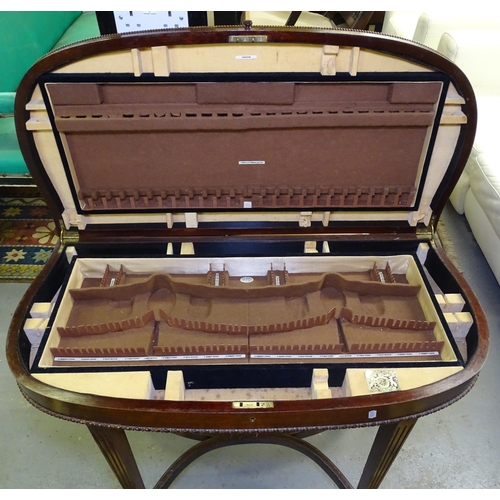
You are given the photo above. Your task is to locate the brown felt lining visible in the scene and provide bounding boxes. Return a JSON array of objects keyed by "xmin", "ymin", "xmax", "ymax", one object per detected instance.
[
  {"xmin": 45, "ymin": 81, "xmax": 441, "ymax": 211},
  {"xmin": 54, "ymin": 267, "xmax": 440, "ymax": 362}
]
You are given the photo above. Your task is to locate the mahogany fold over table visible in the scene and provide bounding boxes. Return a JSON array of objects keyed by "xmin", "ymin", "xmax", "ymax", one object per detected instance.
[{"xmin": 6, "ymin": 24, "xmax": 489, "ymax": 488}]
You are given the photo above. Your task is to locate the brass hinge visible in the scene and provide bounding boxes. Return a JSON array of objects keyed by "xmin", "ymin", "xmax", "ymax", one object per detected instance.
[
  {"xmin": 416, "ymin": 220, "xmax": 435, "ymax": 243},
  {"xmin": 60, "ymin": 226, "xmax": 80, "ymax": 245}
]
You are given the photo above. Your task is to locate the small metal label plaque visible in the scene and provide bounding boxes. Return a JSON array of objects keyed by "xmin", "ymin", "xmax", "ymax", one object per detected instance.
[
  {"xmin": 232, "ymin": 401, "xmax": 274, "ymax": 409},
  {"xmin": 229, "ymin": 35, "xmax": 268, "ymax": 43}
]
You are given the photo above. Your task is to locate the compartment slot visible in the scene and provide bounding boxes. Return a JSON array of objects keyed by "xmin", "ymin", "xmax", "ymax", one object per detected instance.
[
  {"xmin": 79, "ymin": 185, "xmax": 417, "ymax": 210},
  {"xmin": 41, "ymin": 255, "xmax": 455, "ymax": 368}
]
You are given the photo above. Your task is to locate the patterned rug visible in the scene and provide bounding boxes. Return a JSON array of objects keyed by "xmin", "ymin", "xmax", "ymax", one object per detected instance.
[{"xmin": 0, "ymin": 196, "xmax": 58, "ymax": 282}]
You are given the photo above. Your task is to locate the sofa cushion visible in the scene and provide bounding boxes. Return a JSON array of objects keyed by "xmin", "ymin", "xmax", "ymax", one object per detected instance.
[
  {"xmin": 438, "ymin": 30, "xmax": 500, "ymax": 96},
  {"xmin": 473, "ymin": 96, "xmax": 500, "ymax": 158},
  {"xmin": 383, "ymin": 11, "xmax": 500, "ymax": 50},
  {"xmin": 0, "ymin": 11, "xmax": 82, "ymax": 93},
  {"xmin": 0, "ymin": 12, "xmax": 100, "ymax": 177},
  {"xmin": 0, "ymin": 92, "xmax": 15, "ymax": 115},
  {"xmin": 448, "ymin": 169, "xmax": 470, "ymax": 215},
  {"xmin": 0, "ymin": 117, "xmax": 26, "ymax": 175},
  {"xmin": 382, "ymin": 12, "xmax": 420, "ymax": 40},
  {"xmin": 464, "ymin": 188, "xmax": 500, "ymax": 286},
  {"xmin": 415, "ymin": 13, "xmax": 500, "ymax": 50},
  {"xmin": 53, "ymin": 11, "xmax": 100, "ymax": 50},
  {"xmin": 446, "ymin": 96, "xmax": 500, "ymax": 216},
  {"xmin": 469, "ymin": 152, "xmax": 500, "ymax": 242}
]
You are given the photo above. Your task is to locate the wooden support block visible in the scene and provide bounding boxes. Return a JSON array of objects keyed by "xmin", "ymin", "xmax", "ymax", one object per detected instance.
[
  {"xmin": 312, "ymin": 368, "xmax": 329, "ymax": 383},
  {"xmin": 23, "ymin": 318, "xmax": 45, "ymax": 345},
  {"xmin": 299, "ymin": 211, "xmax": 312, "ymax": 227},
  {"xmin": 416, "ymin": 242, "xmax": 429, "ymax": 264},
  {"xmin": 304, "ymin": 241, "xmax": 318, "ymax": 254},
  {"xmin": 25, "ymin": 99, "xmax": 46, "ymax": 111},
  {"xmin": 445, "ymin": 95, "xmax": 466, "ymax": 105},
  {"xmin": 65, "ymin": 246, "xmax": 78, "ymax": 263},
  {"xmin": 151, "ymin": 46, "xmax": 170, "ymax": 76},
  {"xmin": 455, "ymin": 311, "xmax": 473, "ymax": 327},
  {"xmin": 321, "ymin": 45, "xmax": 339, "ymax": 75},
  {"xmin": 435, "ymin": 294, "xmax": 447, "ymax": 311},
  {"xmin": 349, "ymin": 47, "xmax": 360, "ymax": 76},
  {"xmin": 445, "ymin": 311, "xmax": 473, "ymax": 340},
  {"xmin": 311, "ymin": 368, "xmax": 331, "ymax": 399},
  {"xmin": 29, "ymin": 302, "xmax": 53, "ymax": 318},
  {"xmin": 165, "ymin": 371, "xmax": 185, "ymax": 401},
  {"xmin": 180, "ymin": 242, "xmax": 195, "ymax": 255},
  {"xmin": 443, "ymin": 293, "xmax": 465, "ymax": 312},
  {"xmin": 26, "ymin": 118, "xmax": 51, "ymax": 130},
  {"xmin": 131, "ymin": 48, "xmax": 143, "ymax": 76},
  {"xmin": 62, "ymin": 208, "xmax": 86, "ymax": 229},
  {"xmin": 443, "ymin": 311, "xmax": 458, "ymax": 326},
  {"xmin": 322, "ymin": 211, "xmax": 330, "ymax": 227},
  {"xmin": 185, "ymin": 212, "xmax": 198, "ymax": 228},
  {"xmin": 440, "ymin": 113, "xmax": 467, "ymax": 125},
  {"xmin": 34, "ymin": 372, "xmax": 155, "ymax": 399},
  {"xmin": 322, "ymin": 241, "xmax": 330, "ymax": 253}
]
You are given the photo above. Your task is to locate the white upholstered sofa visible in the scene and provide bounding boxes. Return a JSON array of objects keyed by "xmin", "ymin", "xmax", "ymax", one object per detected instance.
[{"xmin": 383, "ymin": 11, "xmax": 500, "ymax": 285}]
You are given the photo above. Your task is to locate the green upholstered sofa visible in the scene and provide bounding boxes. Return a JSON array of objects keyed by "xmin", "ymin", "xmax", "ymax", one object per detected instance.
[{"xmin": 0, "ymin": 11, "xmax": 100, "ymax": 184}]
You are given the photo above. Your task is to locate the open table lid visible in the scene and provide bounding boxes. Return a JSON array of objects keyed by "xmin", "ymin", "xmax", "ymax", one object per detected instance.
[{"xmin": 15, "ymin": 25, "xmax": 476, "ymax": 234}]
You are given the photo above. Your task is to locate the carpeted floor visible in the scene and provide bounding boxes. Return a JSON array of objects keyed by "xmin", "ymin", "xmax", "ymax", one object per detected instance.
[
  {"xmin": 436, "ymin": 218, "xmax": 462, "ymax": 272},
  {"xmin": 0, "ymin": 196, "xmax": 58, "ymax": 282}
]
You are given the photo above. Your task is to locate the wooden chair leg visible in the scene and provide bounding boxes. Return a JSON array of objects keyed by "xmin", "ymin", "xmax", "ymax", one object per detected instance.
[
  {"xmin": 86, "ymin": 420, "xmax": 417, "ymax": 489},
  {"xmin": 358, "ymin": 418, "xmax": 418, "ymax": 489},
  {"xmin": 87, "ymin": 424, "xmax": 145, "ymax": 489}
]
